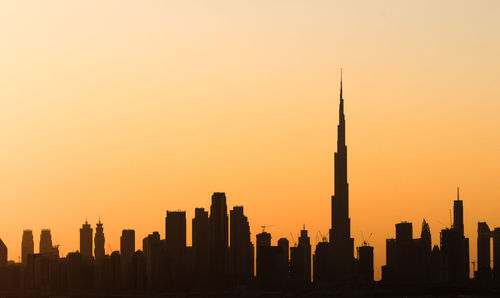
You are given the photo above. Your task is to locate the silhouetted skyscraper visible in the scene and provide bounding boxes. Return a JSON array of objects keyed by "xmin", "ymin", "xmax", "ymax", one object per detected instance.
[
  {"xmin": 477, "ymin": 222, "xmax": 492, "ymax": 280},
  {"xmin": 256, "ymin": 232, "xmax": 288, "ymax": 289},
  {"xmin": 142, "ymin": 231, "xmax": 163, "ymax": 290},
  {"xmin": 192, "ymin": 207, "xmax": 209, "ymax": 285},
  {"xmin": 357, "ymin": 244, "xmax": 374, "ymax": 284},
  {"xmin": 80, "ymin": 219, "xmax": 93, "ymax": 258},
  {"xmin": 440, "ymin": 189, "xmax": 469, "ymax": 281},
  {"xmin": 256, "ymin": 231, "xmax": 271, "ymax": 278},
  {"xmin": 94, "ymin": 219, "xmax": 105, "ymax": 260},
  {"xmin": 229, "ymin": 206, "xmax": 254, "ymax": 284},
  {"xmin": 165, "ymin": 211, "xmax": 187, "ymax": 288},
  {"xmin": 21, "ymin": 230, "xmax": 34, "ymax": 265},
  {"xmin": 120, "ymin": 229, "xmax": 135, "ymax": 289},
  {"xmin": 209, "ymin": 192, "xmax": 228, "ymax": 285},
  {"xmin": 166, "ymin": 211, "xmax": 186, "ymax": 250},
  {"xmin": 40, "ymin": 229, "xmax": 58, "ymax": 257},
  {"xmin": 290, "ymin": 227, "xmax": 311, "ymax": 284},
  {"xmin": 454, "ymin": 188, "xmax": 464, "ymax": 237},
  {"xmin": 329, "ymin": 71, "xmax": 355, "ymax": 281},
  {"xmin": 0, "ymin": 238, "xmax": 7, "ymax": 266}
]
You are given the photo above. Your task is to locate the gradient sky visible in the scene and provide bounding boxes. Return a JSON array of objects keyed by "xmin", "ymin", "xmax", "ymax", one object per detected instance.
[{"xmin": 0, "ymin": 1, "xmax": 499, "ymax": 280}]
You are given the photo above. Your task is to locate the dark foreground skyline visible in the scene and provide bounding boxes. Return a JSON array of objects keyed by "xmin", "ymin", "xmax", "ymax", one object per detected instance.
[{"xmin": 1, "ymin": 78, "xmax": 499, "ymax": 296}]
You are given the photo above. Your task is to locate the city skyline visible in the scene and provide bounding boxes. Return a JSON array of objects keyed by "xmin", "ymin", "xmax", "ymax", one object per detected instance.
[
  {"xmin": 0, "ymin": 74, "xmax": 493, "ymax": 283},
  {"xmin": 1, "ymin": 1, "xmax": 500, "ymax": 283}
]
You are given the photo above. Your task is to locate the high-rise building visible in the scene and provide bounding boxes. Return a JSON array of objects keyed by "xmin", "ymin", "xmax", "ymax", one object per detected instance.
[
  {"xmin": 40, "ymin": 229, "xmax": 58, "ymax": 257},
  {"xmin": 357, "ymin": 244, "xmax": 374, "ymax": 283},
  {"xmin": 314, "ymin": 71, "xmax": 356, "ymax": 283},
  {"xmin": 165, "ymin": 211, "xmax": 187, "ymax": 287},
  {"xmin": 256, "ymin": 231, "xmax": 271, "ymax": 278},
  {"xmin": 290, "ymin": 227, "xmax": 311, "ymax": 284},
  {"xmin": 165, "ymin": 211, "xmax": 186, "ymax": 250},
  {"xmin": 94, "ymin": 219, "xmax": 105, "ymax": 260},
  {"xmin": 80, "ymin": 219, "xmax": 93, "ymax": 258},
  {"xmin": 329, "ymin": 72, "xmax": 355, "ymax": 281},
  {"xmin": 477, "ymin": 222, "xmax": 492, "ymax": 280},
  {"xmin": 143, "ymin": 231, "xmax": 163, "ymax": 290},
  {"xmin": 229, "ymin": 206, "xmax": 254, "ymax": 284},
  {"xmin": 0, "ymin": 238, "xmax": 7, "ymax": 266},
  {"xmin": 21, "ymin": 230, "xmax": 34, "ymax": 265},
  {"xmin": 440, "ymin": 188, "xmax": 469, "ymax": 282},
  {"xmin": 120, "ymin": 229, "xmax": 135, "ymax": 289},
  {"xmin": 192, "ymin": 207, "xmax": 209, "ymax": 285},
  {"xmin": 209, "ymin": 192, "xmax": 228, "ymax": 285},
  {"xmin": 256, "ymin": 232, "xmax": 288, "ymax": 288},
  {"xmin": 382, "ymin": 220, "xmax": 437, "ymax": 282}
]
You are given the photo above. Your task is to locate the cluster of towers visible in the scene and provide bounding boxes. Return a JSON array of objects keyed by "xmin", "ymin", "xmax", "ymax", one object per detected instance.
[
  {"xmin": 382, "ymin": 190, "xmax": 470, "ymax": 283},
  {"xmin": 476, "ymin": 222, "xmax": 500, "ymax": 281}
]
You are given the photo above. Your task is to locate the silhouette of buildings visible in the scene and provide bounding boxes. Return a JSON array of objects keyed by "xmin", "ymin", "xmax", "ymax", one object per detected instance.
[
  {"xmin": 382, "ymin": 220, "xmax": 435, "ymax": 282},
  {"xmin": 256, "ymin": 231, "xmax": 288, "ymax": 289},
  {"xmin": 94, "ymin": 219, "xmax": 105, "ymax": 260},
  {"xmin": 476, "ymin": 222, "xmax": 492, "ymax": 280},
  {"xmin": 209, "ymin": 192, "xmax": 228, "ymax": 287},
  {"xmin": 229, "ymin": 206, "xmax": 254, "ymax": 285},
  {"xmin": 440, "ymin": 188, "xmax": 469, "ymax": 282},
  {"xmin": 313, "ymin": 72, "xmax": 373, "ymax": 285},
  {"xmin": 39, "ymin": 229, "xmax": 58, "ymax": 257},
  {"xmin": 0, "ymin": 239, "xmax": 7, "ymax": 266},
  {"xmin": 120, "ymin": 229, "xmax": 135, "ymax": 289},
  {"xmin": 165, "ymin": 210, "xmax": 187, "ymax": 288},
  {"xmin": 192, "ymin": 207, "xmax": 209, "ymax": 286},
  {"xmin": 357, "ymin": 244, "xmax": 374, "ymax": 283},
  {"xmin": 2, "ymin": 74, "xmax": 498, "ymax": 295},
  {"xmin": 474, "ymin": 222, "xmax": 500, "ymax": 282},
  {"xmin": 290, "ymin": 227, "xmax": 311, "ymax": 285},
  {"xmin": 21, "ymin": 230, "xmax": 34, "ymax": 265},
  {"xmin": 80, "ymin": 219, "xmax": 93, "ymax": 258}
]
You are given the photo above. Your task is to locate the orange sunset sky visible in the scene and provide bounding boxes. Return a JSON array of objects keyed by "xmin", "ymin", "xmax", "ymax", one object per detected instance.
[{"xmin": 1, "ymin": 1, "xmax": 500, "ymax": 280}]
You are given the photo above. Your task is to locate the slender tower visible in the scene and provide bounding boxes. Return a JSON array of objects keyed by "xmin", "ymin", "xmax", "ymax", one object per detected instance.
[
  {"xmin": 80, "ymin": 218, "xmax": 93, "ymax": 258},
  {"xmin": 94, "ymin": 218, "xmax": 105, "ymax": 260},
  {"xmin": 329, "ymin": 70, "xmax": 354, "ymax": 274}
]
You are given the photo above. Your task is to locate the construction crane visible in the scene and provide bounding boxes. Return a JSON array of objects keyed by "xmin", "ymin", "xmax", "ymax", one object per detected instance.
[
  {"xmin": 107, "ymin": 244, "xmax": 113, "ymax": 255},
  {"xmin": 261, "ymin": 225, "xmax": 274, "ymax": 232},
  {"xmin": 361, "ymin": 232, "xmax": 373, "ymax": 246},
  {"xmin": 289, "ymin": 232, "xmax": 297, "ymax": 246},
  {"xmin": 318, "ymin": 231, "xmax": 328, "ymax": 242}
]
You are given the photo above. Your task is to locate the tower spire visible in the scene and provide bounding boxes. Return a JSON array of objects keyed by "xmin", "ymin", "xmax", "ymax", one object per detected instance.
[
  {"xmin": 340, "ymin": 68, "xmax": 343, "ymax": 99},
  {"xmin": 457, "ymin": 187, "xmax": 460, "ymax": 201}
]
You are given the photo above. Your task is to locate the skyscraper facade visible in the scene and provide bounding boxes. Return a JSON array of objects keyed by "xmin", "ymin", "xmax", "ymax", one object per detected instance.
[
  {"xmin": 40, "ymin": 229, "xmax": 58, "ymax": 257},
  {"xmin": 94, "ymin": 219, "xmax": 105, "ymax": 260},
  {"xmin": 21, "ymin": 230, "xmax": 34, "ymax": 265},
  {"xmin": 192, "ymin": 207, "xmax": 209, "ymax": 285},
  {"xmin": 120, "ymin": 229, "xmax": 135, "ymax": 288},
  {"xmin": 209, "ymin": 192, "xmax": 228, "ymax": 285},
  {"xmin": 229, "ymin": 206, "xmax": 254, "ymax": 284},
  {"xmin": 80, "ymin": 219, "xmax": 93, "ymax": 258},
  {"xmin": 440, "ymin": 189, "xmax": 469, "ymax": 281},
  {"xmin": 290, "ymin": 227, "xmax": 311, "ymax": 284},
  {"xmin": 165, "ymin": 210, "xmax": 187, "ymax": 287},
  {"xmin": 329, "ymin": 72, "xmax": 355, "ymax": 280}
]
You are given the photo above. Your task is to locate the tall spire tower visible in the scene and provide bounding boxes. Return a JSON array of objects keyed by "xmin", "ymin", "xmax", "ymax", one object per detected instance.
[{"xmin": 330, "ymin": 69, "xmax": 354, "ymax": 260}]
